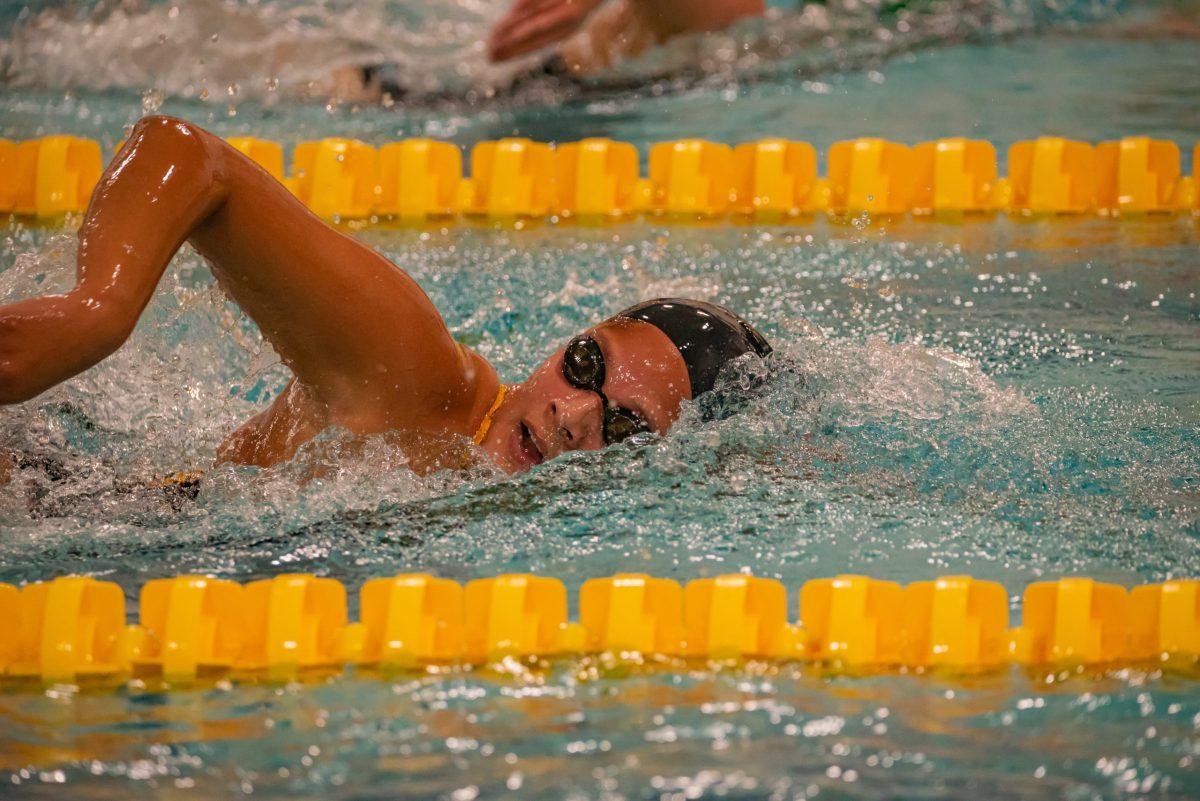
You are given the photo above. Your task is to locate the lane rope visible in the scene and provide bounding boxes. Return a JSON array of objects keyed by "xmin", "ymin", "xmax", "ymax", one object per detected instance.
[
  {"xmin": 1, "ymin": 574, "xmax": 1196, "ymax": 683},
  {"xmin": 2, "ymin": 135, "xmax": 1197, "ymax": 221}
]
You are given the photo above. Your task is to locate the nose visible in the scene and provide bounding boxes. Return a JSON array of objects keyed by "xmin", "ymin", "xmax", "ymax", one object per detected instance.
[{"xmin": 550, "ymin": 391, "xmax": 603, "ymax": 450}]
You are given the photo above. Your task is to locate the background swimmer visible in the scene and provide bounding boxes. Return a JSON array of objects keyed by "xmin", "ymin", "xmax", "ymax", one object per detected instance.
[
  {"xmin": 487, "ymin": 0, "xmax": 766, "ymax": 71},
  {"xmin": 0, "ymin": 115, "xmax": 769, "ymax": 476},
  {"xmin": 336, "ymin": 0, "xmax": 767, "ymax": 102}
]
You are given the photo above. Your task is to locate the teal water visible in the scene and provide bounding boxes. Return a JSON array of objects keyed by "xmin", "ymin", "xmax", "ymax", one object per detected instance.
[{"xmin": 1, "ymin": 1, "xmax": 1199, "ymax": 798}]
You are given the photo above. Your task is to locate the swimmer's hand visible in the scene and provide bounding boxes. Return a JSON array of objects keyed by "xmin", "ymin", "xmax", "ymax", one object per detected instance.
[
  {"xmin": 488, "ymin": 0, "xmax": 605, "ymax": 62},
  {"xmin": 488, "ymin": 0, "xmax": 767, "ymax": 68}
]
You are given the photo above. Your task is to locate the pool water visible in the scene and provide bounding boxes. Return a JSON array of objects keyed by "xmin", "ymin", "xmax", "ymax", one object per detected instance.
[{"xmin": 1, "ymin": 1, "xmax": 1199, "ymax": 798}]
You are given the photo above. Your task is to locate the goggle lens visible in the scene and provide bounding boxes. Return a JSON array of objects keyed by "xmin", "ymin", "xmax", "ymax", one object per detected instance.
[
  {"xmin": 563, "ymin": 337, "xmax": 605, "ymax": 391},
  {"xmin": 562, "ymin": 336, "xmax": 651, "ymax": 445},
  {"xmin": 603, "ymin": 406, "xmax": 650, "ymax": 443}
]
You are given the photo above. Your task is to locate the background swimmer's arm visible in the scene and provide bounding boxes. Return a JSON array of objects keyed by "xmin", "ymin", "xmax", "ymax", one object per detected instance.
[
  {"xmin": 489, "ymin": 0, "xmax": 605, "ymax": 62},
  {"xmin": 488, "ymin": 0, "xmax": 765, "ymax": 63},
  {"xmin": 631, "ymin": 0, "xmax": 765, "ymax": 36},
  {"xmin": 0, "ymin": 116, "xmax": 477, "ymax": 430}
]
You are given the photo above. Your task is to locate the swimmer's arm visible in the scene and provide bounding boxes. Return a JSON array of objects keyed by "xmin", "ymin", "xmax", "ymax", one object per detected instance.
[
  {"xmin": 0, "ymin": 116, "xmax": 473, "ymax": 426},
  {"xmin": 488, "ymin": 0, "xmax": 605, "ymax": 62},
  {"xmin": 630, "ymin": 0, "xmax": 765, "ymax": 36},
  {"xmin": 488, "ymin": 0, "xmax": 765, "ymax": 63},
  {"xmin": 0, "ymin": 119, "xmax": 225, "ymax": 404}
]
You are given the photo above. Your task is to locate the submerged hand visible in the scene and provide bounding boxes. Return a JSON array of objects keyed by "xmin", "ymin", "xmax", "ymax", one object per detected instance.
[{"xmin": 487, "ymin": 0, "xmax": 605, "ymax": 62}]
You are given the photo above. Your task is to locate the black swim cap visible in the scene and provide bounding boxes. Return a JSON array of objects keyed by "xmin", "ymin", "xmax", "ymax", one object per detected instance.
[{"xmin": 614, "ymin": 298, "xmax": 772, "ymax": 397}]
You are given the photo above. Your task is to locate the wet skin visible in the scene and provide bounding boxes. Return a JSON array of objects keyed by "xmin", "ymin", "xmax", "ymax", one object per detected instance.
[
  {"xmin": 487, "ymin": 0, "xmax": 766, "ymax": 66},
  {"xmin": 481, "ymin": 318, "xmax": 692, "ymax": 472},
  {"xmin": 0, "ymin": 116, "xmax": 690, "ymax": 474}
]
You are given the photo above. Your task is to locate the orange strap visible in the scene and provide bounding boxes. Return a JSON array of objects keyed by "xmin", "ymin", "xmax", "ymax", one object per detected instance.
[{"xmin": 473, "ymin": 384, "xmax": 507, "ymax": 445}]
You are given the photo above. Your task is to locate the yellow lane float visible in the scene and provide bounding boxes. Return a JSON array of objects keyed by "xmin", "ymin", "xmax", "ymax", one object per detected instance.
[
  {"xmin": 5, "ymin": 573, "xmax": 1194, "ymax": 686},
  {"xmin": 3, "ymin": 133, "xmax": 1198, "ymax": 221}
]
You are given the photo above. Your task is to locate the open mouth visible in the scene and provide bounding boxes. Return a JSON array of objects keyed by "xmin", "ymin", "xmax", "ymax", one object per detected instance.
[{"xmin": 515, "ymin": 421, "xmax": 545, "ymax": 466}]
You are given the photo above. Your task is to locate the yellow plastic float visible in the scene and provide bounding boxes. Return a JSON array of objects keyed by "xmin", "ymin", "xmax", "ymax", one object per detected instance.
[
  {"xmin": 463, "ymin": 573, "xmax": 578, "ymax": 661},
  {"xmin": 287, "ymin": 137, "xmax": 379, "ymax": 219},
  {"xmin": 1, "ymin": 573, "xmax": 1198, "ymax": 685},
  {"xmin": 134, "ymin": 575, "xmax": 244, "ymax": 679},
  {"xmin": 226, "ymin": 136, "xmax": 285, "ymax": 180},
  {"xmin": 826, "ymin": 137, "xmax": 915, "ymax": 215},
  {"xmin": 5, "ymin": 576, "xmax": 140, "ymax": 682},
  {"xmin": 646, "ymin": 139, "xmax": 734, "ymax": 217},
  {"xmin": 236, "ymin": 574, "xmax": 351, "ymax": 676},
  {"xmin": 912, "ymin": 138, "xmax": 1000, "ymax": 214},
  {"xmin": 800, "ymin": 574, "xmax": 904, "ymax": 665},
  {"xmin": 0, "ymin": 135, "xmax": 102, "ymax": 217},
  {"xmin": 1006, "ymin": 136, "xmax": 1096, "ymax": 214},
  {"xmin": 3, "ymin": 133, "xmax": 1198, "ymax": 221},
  {"xmin": 1093, "ymin": 136, "xmax": 1183, "ymax": 214},
  {"xmin": 902, "ymin": 576, "xmax": 1008, "ymax": 668},
  {"xmin": 376, "ymin": 138, "xmax": 461, "ymax": 219},
  {"xmin": 1008, "ymin": 578, "xmax": 1129, "ymax": 665},
  {"xmin": 579, "ymin": 573, "xmax": 683, "ymax": 655},
  {"xmin": 555, "ymin": 137, "xmax": 641, "ymax": 219},
  {"xmin": 358, "ymin": 573, "xmax": 464, "ymax": 666},
  {"xmin": 460, "ymin": 138, "xmax": 556, "ymax": 217},
  {"xmin": 683, "ymin": 574, "xmax": 800, "ymax": 659},
  {"xmin": 731, "ymin": 138, "xmax": 821, "ymax": 217},
  {"xmin": 1128, "ymin": 579, "xmax": 1200, "ymax": 661}
]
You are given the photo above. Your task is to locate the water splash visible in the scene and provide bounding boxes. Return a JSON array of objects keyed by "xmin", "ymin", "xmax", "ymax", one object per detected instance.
[
  {"xmin": 0, "ymin": 0, "xmax": 1129, "ymax": 104},
  {"xmin": 0, "ymin": 219, "xmax": 1194, "ymax": 593}
]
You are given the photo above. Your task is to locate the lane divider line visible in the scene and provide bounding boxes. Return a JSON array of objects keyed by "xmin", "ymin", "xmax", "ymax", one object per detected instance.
[
  {"xmin": 3, "ymin": 135, "xmax": 1197, "ymax": 221},
  {"xmin": 0, "ymin": 574, "xmax": 1196, "ymax": 683}
]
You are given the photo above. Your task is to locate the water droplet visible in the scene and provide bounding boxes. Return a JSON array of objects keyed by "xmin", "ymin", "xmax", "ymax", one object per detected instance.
[{"xmin": 140, "ymin": 89, "xmax": 165, "ymax": 114}]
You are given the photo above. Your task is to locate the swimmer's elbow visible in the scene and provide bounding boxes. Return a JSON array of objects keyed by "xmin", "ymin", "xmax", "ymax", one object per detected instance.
[
  {"xmin": 131, "ymin": 114, "xmax": 203, "ymax": 141},
  {"xmin": 123, "ymin": 115, "xmax": 217, "ymax": 172}
]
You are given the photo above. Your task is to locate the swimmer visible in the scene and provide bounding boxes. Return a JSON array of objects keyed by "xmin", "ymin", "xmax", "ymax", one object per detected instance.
[
  {"xmin": 0, "ymin": 116, "xmax": 771, "ymax": 476},
  {"xmin": 488, "ymin": 0, "xmax": 766, "ymax": 72},
  {"xmin": 336, "ymin": 0, "xmax": 766, "ymax": 103}
]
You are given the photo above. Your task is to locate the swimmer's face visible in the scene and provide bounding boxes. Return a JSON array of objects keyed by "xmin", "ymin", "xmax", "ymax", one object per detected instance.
[{"xmin": 480, "ymin": 318, "xmax": 692, "ymax": 472}]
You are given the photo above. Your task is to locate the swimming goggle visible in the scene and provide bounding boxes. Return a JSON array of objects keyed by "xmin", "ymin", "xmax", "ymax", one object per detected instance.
[{"xmin": 562, "ymin": 337, "xmax": 652, "ymax": 445}]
